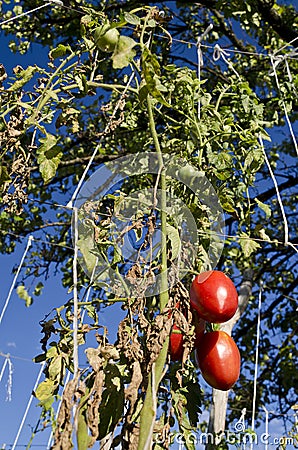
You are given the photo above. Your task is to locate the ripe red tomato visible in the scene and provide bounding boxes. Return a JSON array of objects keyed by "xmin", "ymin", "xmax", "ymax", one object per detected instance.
[
  {"xmin": 196, "ymin": 331, "xmax": 240, "ymax": 391},
  {"xmin": 169, "ymin": 324, "xmax": 184, "ymax": 361},
  {"xmin": 190, "ymin": 270, "xmax": 238, "ymax": 323}
]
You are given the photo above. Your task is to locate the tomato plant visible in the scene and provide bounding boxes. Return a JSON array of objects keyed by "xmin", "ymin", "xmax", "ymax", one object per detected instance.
[
  {"xmin": 169, "ymin": 324, "xmax": 184, "ymax": 361},
  {"xmin": 196, "ymin": 331, "xmax": 240, "ymax": 391},
  {"xmin": 190, "ymin": 270, "xmax": 238, "ymax": 323}
]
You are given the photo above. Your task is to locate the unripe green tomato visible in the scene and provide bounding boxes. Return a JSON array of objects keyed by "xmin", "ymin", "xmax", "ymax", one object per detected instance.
[
  {"xmin": 94, "ymin": 26, "xmax": 120, "ymax": 53},
  {"xmin": 178, "ymin": 164, "xmax": 197, "ymax": 181}
]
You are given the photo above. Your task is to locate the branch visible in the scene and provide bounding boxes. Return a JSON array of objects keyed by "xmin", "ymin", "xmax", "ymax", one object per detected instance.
[
  {"xmin": 224, "ymin": 176, "xmax": 298, "ymax": 229},
  {"xmin": 59, "ymin": 153, "xmax": 121, "ymax": 167},
  {"xmin": 235, "ymin": 275, "xmax": 298, "ymax": 340},
  {"xmin": 258, "ymin": 327, "xmax": 297, "ymax": 384},
  {"xmin": 209, "ymin": 8, "xmax": 250, "ymax": 53},
  {"xmin": 256, "ymin": 0, "xmax": 298, "ymax": 48}
]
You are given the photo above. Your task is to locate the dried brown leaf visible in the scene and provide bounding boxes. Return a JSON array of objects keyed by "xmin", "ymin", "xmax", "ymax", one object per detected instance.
[
  {"xmin": 87, "ymin": 369, "xmax": 105, "ymax": 445},
  {"xmin": 117, "ymin": 317, "xmax": 143, "ymax": 361},
  {"xmin": 51, "ymin": 377, "xmax": 79, "ymax": 450},
  {"xmin": 146, "ymin": 312, "xmax": 172, "ymax": 369},
  {"xmin": 124, "ymin": 360, "xmax": 143, "ymax": 421}
]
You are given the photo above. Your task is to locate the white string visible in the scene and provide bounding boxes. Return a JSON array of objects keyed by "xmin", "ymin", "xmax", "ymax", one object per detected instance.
[
  {"xmin": 81, "ymin": 256, "xmax": 98, "ymax": 322},
  {"xmin": 273, "ymin": 37, "xmax": 298, "ymax": 56},
  {"xmin": 5, "ymin": 357, "xmax": 13, "ymax": 402},
  {"xmin": 213, "ymin": 44, "xmax": 240, "ymax": 78},
  {"xmin": 287, "ymin": 241, "xmax": 298, "ymax": 255},
  {"xmin": 11, "ymin": 362, "xmax": 45, "ymax": 450},
  {"xmin": 0, "ymin": 235, "xmax": 33, "ymax": 326},
  {"xmin": 67, "ymin": 71, "xmax": 135, "ymax": 209},
  {"xmin": 0, "ymin": 228, "xmax": 73, "ymax": 251},
  {"xmin": 250, "ymin": 282, "xmax": 263, "ymax": 449},
  {"xmin": 46, "ymin": 263, "xmax": 97, "ymax": 449},
  {"xmin": 0, "ymin": 357, "xmax": 8, "ymax": 383},
  {"xmin": 197, "ymin": 24, "xmax": 213, "ymax": 119},
  {"xmin": 273, "ymin": 49, "xmax": 298, "ymax": 84},
  {"xmin": 269, "ymin": 54, "xmax": 298, "ymax": 158},
  {"xmin": 258, "ymin": 135, "xmax": 289, "ymax": 245},
  {"xmin": 0, "ymin": 351, "xmax": 32, "ymax": 362},
  {"xmin": 72, "ymin": 206, "xmax": 79, "ymax": 379},
  {"xmin": 0, "ymin": 1, "xmax": 62, "ymax": 27}
]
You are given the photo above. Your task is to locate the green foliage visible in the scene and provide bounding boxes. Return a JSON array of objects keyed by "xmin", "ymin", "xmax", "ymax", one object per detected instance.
[
  {"xmin": 98, "ymin": 363, "xmax": 125, "ymax": 439},
  {"xmin": 171, "ymin": 364, "xmax": 202, "ymax": 450},
  {"xmin": 37, "ymin": 134, "xmax": 63, "ymax": 184}
]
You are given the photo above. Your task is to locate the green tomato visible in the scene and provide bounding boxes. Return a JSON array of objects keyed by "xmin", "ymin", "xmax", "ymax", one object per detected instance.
[
  {"xmin": 178, "ymin": 165, "xmax": 205, "ymax": 184},
  {"xmin": 178, "ymin": 164, "xmax": 198, "ymax": 181},
  {"xmin": 94, "ymin": 26, "xmax": 120, "ymax": 53}
]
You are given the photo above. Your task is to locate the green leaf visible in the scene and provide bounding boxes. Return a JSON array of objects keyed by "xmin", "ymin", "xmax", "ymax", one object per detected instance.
[
  {"xmin": 244, "ymin": 147, "xmax": 264, "ymax": 173},
  {"xmin": 34, "ymin": 378, "xmax": 57, "ymax": 403},
  {"xmin": 37, "ymin": 134, "xmax": 63, "ymax": 183},
  {"xmin": 124, "ymin": 12, "xmax": 141, "ymax": 25},
  {"xmin": 140, "ymin": 48, "xmax": 170, "ymax": 106},
  {"xmin": 112, "ymin": 35, "xmax": 137, "ymax": 69},
  {"xmin": 183, "ymin": 381, "xmax": 202, "ymax": 427},
  {"xmin": 166, "ymin": 224, "xmax": 181, "ymax": 260},
  {"xmin": 46, "ymin": 346, "xmax": 58, "ymax": 359},
  {"xmin": 48, "ymin": 355, "xmax": 63, "ymax": 381},
  {"xmin": 239, "ymin": 232, "xmax": 261, "ymax": 257},
  {"xmin": 77, "ymin": 407, "xmax": 92, "ymax": 450},
  {"xmin": 16, "ymin": 285, "xmax": 33, "ymax": 307},
  {"xmin": 49, "ymin": 44, "xmax": 71, "ymax": 60},
  {"xmin": 255, "ymin": 198, "xmax": 271, "ymax": 218},
  {"xmin": 8, "ymin": 65, "xmax": 38, "ymax": 91},
  {"xmin": 219, "ymin": 193, "xmax": 235, "ymax": 213},
  {"xmin": 0, "ymin": 165, "xmax": 11, "ymax": 185},
  {"xmin": 241, "ymin": 94, "xmax": 250, "ymax": 113},
  {"xmin": 33, "ymin": 281, "xmax": 44, "ymax": 296},
  {"xmin": 77, "ymin": 231, "xmax": 98, "ymax": 274},
  {"xmin": 172, "ymin": 389, "xmax": 196, "ymax": 450},
  {"xmin": 98, "ymin": 364, "xmax": 125, "ymax": 439},
  {"xmin": 38, "ymin": 159, "xmax": 57, "ymax": 184},
  {"xmin": 259, "ymin": 128, "xmax": 271, "ymax": 142}
]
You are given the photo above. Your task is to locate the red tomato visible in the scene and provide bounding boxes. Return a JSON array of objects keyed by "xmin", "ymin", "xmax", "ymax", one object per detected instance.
[
  {"xmin": 190, "ymin": 270, "xmax": 238, "ymax": 323},
  {"xmin": 196, "ymin": 331, "xmax": 240, "ymax": 391},
  {"xmin": 169, "ymin": 324, "xmax": 184, "ymax": 361}
]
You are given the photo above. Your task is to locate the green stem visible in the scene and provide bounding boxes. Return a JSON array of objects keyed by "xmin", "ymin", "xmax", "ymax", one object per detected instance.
[
  {"xmin": 53, "ymin": 81, "xmax": 138, "ymax": 95},
  {"xmin": 137, "ymin": 94, "xmax": 169, "ymax": 450},
  {"xmin": 147, "ymin": 94, "xmax": 168, "ymax": 303},
  {"xmin": 27, "ymin": 51, "xmax": 79, "ymax": 126}
]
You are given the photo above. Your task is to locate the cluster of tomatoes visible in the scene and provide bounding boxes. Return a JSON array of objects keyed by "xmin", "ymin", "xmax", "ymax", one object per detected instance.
[{"xmin": 169, "ymin": 270, "xmax": 240, "ymax": 391}]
